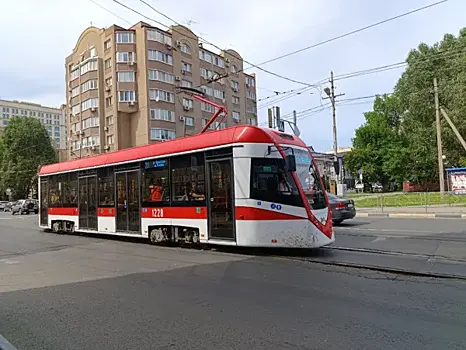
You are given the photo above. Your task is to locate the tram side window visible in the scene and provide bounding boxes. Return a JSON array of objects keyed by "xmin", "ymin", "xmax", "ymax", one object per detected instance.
[
  {"xmin": 62, "ymin": 173, "xmax": 78, "ymax": 207},
  {"xmin": 171, "ymin": 153, "xmax": 205, "ymax": 205},
  {"xmin": 142, "ymin": 159, "xmax": 170, "ymax": 206},
  {"xmin": 98, "ymin": 167, "xmax": 115, "ymax": 206},
  {"xmin": 48, "ymin": 175, "xmax": 61, "ymax": 207},
  {"xmin": 250, "ymin": 157, "xmax": 305, "ymax": 207}
]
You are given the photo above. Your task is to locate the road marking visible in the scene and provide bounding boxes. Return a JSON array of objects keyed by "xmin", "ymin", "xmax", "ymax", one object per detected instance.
[
  {"xmin": 334, "ymin": 227, "xmax": 443, "ymax": 234},
  {"xmin": 0, "ymin": 259, "xmax": 20, "ymax": 264},
  {"xmin": 372, "ymin": 237, "xmax": 386, "ymax": 243}
]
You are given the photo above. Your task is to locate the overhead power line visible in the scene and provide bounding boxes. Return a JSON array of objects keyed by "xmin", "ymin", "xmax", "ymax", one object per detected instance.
[
  {"xmin": 105, "ymin": 0, "xmax": 318, "ymax": 87},
  {"xmin": 248, "ymin": 0, "xmax": 449, "ymax": 69}
]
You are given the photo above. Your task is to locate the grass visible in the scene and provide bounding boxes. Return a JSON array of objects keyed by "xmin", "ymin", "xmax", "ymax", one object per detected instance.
[{"xmin": 349, "ymin": 192, "xmax": 466, "ymax": 208}]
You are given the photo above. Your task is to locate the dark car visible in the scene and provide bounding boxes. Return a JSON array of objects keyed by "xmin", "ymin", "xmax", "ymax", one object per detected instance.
[{"xmin": 327, "ymin": 193, "xmax": 356, "ymax": 225}]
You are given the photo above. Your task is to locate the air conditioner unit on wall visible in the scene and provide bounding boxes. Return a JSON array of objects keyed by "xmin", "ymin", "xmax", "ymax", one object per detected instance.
[
  {"xmin": 183, "ymin": 106, "xmax": 190, "ymax": 111},
  {"xmin": 179, "ymin": 116, "xmax": 185, "ymax": 121}
]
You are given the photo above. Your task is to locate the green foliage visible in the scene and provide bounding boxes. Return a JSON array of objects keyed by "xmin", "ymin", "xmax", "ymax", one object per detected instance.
[
  {"xmin": 1, "ymin": 117, "xmax": 57, "ymax": 199},
  {"xmin": 348, "ymin": 28, "xmax": 466, "ymax": 186},
  {"xmin": 345, "ymin": 94, "xmax": 405, "ymax": 188}
]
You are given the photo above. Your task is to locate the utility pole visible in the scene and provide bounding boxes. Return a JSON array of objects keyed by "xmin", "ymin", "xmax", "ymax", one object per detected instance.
[
  {"xmin": 433, "ymin": 78, "xmax": 445, "ymax": 194},
  {"xmin": 323, "ymin": 71, "xmax": 345, "ymax": 188}
]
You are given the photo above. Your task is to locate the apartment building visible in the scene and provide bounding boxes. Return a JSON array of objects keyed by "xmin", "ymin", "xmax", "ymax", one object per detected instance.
[
  {"xmin": 0, "ymin": 99, "xmax": 67, "ymax": 151},
  {"xmin": 65, "ymin": 21, "xmax": 258, "ymax": 159}
]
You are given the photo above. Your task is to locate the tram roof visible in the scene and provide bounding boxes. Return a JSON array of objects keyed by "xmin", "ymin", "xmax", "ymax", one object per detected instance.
[{"xmin": 39, "ymin": 125, "xmax": 306, "ymax": 176}]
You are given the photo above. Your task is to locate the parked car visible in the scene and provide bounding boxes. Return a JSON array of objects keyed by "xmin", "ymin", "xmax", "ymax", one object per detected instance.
[
  {"xmin": 327, "ymin": 193, "xmax": 356, "ymax": 225},
  {"xmin": 11, "ymin": 199, "xmax": 38, "ymax": 215},
  {"xmin": 4, "ymin": 201, "xmax": 15, "ymax": 212},
  {"xmin": 0, "ymin": 201, "xmax": 7, "ymax": 211}
]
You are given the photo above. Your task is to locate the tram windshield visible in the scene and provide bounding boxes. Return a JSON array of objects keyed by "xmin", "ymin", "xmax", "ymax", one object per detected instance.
[{"xmin": 284, "ymin": 147, "xmax": 327, "ymax": 210}]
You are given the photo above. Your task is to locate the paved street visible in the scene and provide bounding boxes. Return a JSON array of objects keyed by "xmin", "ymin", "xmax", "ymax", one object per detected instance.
[{"xmin": 1, "ymin": 212, "xmax": 466, "ymax": 349}]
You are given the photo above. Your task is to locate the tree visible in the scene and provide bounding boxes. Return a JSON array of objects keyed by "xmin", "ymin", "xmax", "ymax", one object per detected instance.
[
  {"xmin": 395, "ymin": 28, "xmax": 466, "ymax": 181},
  {"xmin": 0, "ymin": 137, "xmax": 5, "ymax": 200},
  {"xmin": 345, "ymin": 94, "xmax": 406, "ymax": 189},
  {"xmin": 348, "ymin": 28, "xmax": 466, "ymax": 187},
  {"xmin": 1, "ymin": 117, "xmax": 57, "ymax": 199}
]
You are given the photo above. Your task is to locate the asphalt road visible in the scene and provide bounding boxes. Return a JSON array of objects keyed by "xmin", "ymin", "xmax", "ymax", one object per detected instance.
[{"xmin": 1, "ymin": 212, "xmax": 466, "ymax": 349}]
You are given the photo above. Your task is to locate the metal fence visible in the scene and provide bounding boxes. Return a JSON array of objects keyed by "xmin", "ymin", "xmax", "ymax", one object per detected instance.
[{"xmin": 350, "ymin": 191, "xmax": 466, "ymax": 213}]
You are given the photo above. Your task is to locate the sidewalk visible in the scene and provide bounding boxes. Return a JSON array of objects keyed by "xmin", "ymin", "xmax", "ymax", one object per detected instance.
[{"xmin": 356, "ymin": 205, "xmax": 466, "ymax": 219}]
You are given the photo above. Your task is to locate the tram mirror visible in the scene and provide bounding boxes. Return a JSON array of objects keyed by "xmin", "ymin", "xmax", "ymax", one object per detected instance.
[{"xmin": 285, "ymin": 154, "xmax": 296, "ymax": 172}]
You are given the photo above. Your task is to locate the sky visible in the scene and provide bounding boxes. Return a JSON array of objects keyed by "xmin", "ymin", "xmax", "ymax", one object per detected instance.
[{"xmin": 0, "ymin": 0, "xmax": 465, "ymax": 152}]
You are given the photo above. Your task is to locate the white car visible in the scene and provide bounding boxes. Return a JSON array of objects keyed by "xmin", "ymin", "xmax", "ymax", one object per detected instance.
[{"xmin": 0, "ymin": 201, "xmax": 7, "ymax": 211}]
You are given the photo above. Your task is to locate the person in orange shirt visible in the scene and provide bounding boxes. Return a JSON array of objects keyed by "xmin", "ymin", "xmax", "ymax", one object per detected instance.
[{"xmin": 149, "ymin": 180, "xmax": 164, "ymax": 202}]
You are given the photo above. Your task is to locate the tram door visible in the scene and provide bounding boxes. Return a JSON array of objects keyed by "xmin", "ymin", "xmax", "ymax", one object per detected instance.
[
  {"xmin": 78, "ymin": 175, "xmax": 98, "ymax": 230},
  {"xmin": 206, "ymin": 158, "xmax": 235, "ymax": 240},
  {"xmin": 115, "ymin": 171, "xmax": 140, "ymax": 233},
  {"xmin": 40, "ymin": 179, "xmax": 48, "ymax": 226}
]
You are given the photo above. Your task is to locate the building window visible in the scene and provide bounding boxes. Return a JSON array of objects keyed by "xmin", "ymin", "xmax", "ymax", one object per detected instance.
[
  {"xmin": 150, "ymin": 128, "xmax": 175, "ymax": 141},
  {"xmin": 106, "ymin": 115, "xmax": 114, "ymax": 125},
  {"xmin": 183, "ymin": 116, "xmax": 194, "ymax": 126},
  {"xmin": 246, "ymin": 76, "xmax": 255, "ymax": 87},
  {"xmin": 148, "ymin": 69, "xmax": 174, "ymax": 84},
  {"xmin": 116, "ymin": 52, "xmax": 136, "ymax": 63},
  {"xmin": 80, "ymin": 59, "xmax": 97, "ymax": 75},
  {"xmin": 105, "ymin": 58, "xmax": 112, "ymax": 69},
  {"xmin": 147, "ymin": 29, "xmax": 172, "ymax": 45},
  {"xmin": 200, "ymin": 85, "xmax": 213, "ymax": 96},
  {"xmin": 201, "ymin": 102, "xmax": 216, "ymax": 113},
  {"xmin": 199, "ymin": 50, "xmax": 212, "ymax": 63},
  {"xmin": 181, "ymin": 80, "xmax": 192, "ymax": 88},
  {"xmin": 150, "ymin": 108, "xmax": 174, "ymax": 122},
  {"xmin": 106, "ymin": 135, "xmax": 114, "ymax": 145},
  {"xmin": 70, "ymin": 68, "xmax": 80, "ymax": 81},
  {"xmin": 214, "ymin": 89, "xmax": 225, "ymax": 100},
  {"xmin": 182, "ymin": 99, "xmax": 193, "ymax": 109},
  {"xmin": 71, "ymin": 86, "xmax": 80, "ymax": 97},
  {"xmin": 247, "ymin": 117, "xmax": 257, "ymax": 125},
  {"xmin": 117, "ymin": 71, "xmax": 136, "ymax": 82},
  {"xmin": 232, "ymin": 96, "xmax": 240, "ymax": 104},
  {"xmin": 90, "ymin": 47, "xmax": 97, "ymax": 57},
  {"xmin": 247, "ymin": 105, "xmax": 256, "ymax": 113},
  {"xmin": 105, "ymin": 77, "xmax": 113, "ymax": 86},
  {"xmin": 200, "ymin": 68, "xmax": 214, "ymax": 79},
  {"xmin": 116, "ymin": 31, "xmax": 135, "ymax": 44},
  {"xmin": 247, "ymin": 91, "xmax": 256, "ymax": 100},
  {"xmin": 149, "ymin": 89, "xmax": 174, "ymax": 103},
  {"xmin": 230, "ymin": 80, "xmax": 239, "ymax": 91},
  {"xmin": 106, "ymin": 96, "xmax": 113, "ymax": 107},
  {"xmin": 71, "ymin": 104, "xmax": 81, "ymax": 115},
  {"xmin": 180, "ymin": 43, "xmax": 191, "ymax": 54},
  {"xmin": 104, "ymin": 39, "xmax": 111, "ymax": 50},
  {"xmin": 214, "ymin": 56, "xmax": 224, "ymax": 68},
  {"xmin": 181, "ymin": 62, "xmax": 191, "ymax": 72},
  {"xmin": 231, "ymin": 65, "xmax": 237, "ymax": 73},
  {"xmin": 148, "ymin": 49, "xmax": 172, "ymax": 65},
  {"xmin": 82, "ymin": 116, "xmax": 100, "ymax": 129},
  {"xmin": 118, "ymin": 91, "xmax": 136, "ymax": 102},
  {"xmin": 81, "ymin": 98, "xmax": 98, "ymax": 111},
  {"xmin": 81, "ymin": 79, "xmax": 98, "ymax": 92},
  {"xmin": 232, "ymin": 111, "xmax": 240, "ymax": 121}
]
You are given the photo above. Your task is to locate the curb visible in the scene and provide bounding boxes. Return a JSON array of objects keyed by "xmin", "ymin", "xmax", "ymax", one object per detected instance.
[{"xmin": 356, "ymin": 212, "xmax": 466, "ymax": 219}]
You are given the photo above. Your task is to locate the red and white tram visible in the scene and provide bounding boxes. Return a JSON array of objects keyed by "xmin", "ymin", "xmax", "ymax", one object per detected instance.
[{"xmin": 38, "ymin": 125, "xmax": 334, "ymax": 248}]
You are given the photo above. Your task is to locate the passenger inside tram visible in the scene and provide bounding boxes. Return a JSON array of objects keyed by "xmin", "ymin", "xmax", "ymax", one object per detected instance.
[
  {"xmin": 186, "ymin": 181, "xmax": 205, "ymax": 201},
  {"xmin": 149, "ymin": 179, "xmax": 164, "ymax": 202}
]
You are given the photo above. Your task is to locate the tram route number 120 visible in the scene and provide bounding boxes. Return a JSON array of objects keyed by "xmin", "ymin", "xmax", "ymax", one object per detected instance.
[{"xmin": 151, "ymin": 208, "xmax": 164, "ymax": 218}]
